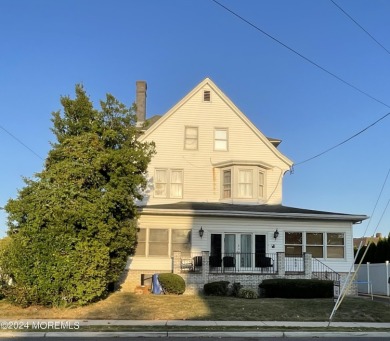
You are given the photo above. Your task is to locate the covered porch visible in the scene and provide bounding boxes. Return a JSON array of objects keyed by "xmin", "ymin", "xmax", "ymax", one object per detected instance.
[{"xmin": 174, "ymin": 251, "xmax": 340, "ymax": 294}]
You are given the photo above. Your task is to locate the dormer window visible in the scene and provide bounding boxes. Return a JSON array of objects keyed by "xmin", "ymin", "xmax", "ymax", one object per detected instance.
[{"xmin": 203, "ymin": 90, "xmax": 211, "ymax": 102}]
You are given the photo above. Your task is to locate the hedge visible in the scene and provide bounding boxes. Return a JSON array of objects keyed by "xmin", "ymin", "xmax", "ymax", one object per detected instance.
[{"xmin": 259, "ymin": 279, "xmax": 333, "ymax": 298}]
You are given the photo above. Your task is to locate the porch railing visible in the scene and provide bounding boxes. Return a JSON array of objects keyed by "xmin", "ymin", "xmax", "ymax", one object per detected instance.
[
  {"xmin": 208, "ymin": 253, "xmax": 277, "ymax": 274},
  {"xmin": 285, "ymin": 255, "xmax": 304, "ymax": 273},
  {"xmin": 312, "ymin": 258, "xmax": 340, "ymax": 282}
]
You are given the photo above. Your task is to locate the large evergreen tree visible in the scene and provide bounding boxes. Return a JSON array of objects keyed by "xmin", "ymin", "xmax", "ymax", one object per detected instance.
[{"xmin": 1, "ymin": 85, "xmax": 154, "ymax": 306}]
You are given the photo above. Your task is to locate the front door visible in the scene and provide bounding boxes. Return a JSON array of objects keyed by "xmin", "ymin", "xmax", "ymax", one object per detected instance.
[
  {"xmin": 211, "ymin": 233, "xmax": 267, "ymax": 271},
  {"xmin": 224, "ymin": 233, "xmax": 253, "ymax": 270}
]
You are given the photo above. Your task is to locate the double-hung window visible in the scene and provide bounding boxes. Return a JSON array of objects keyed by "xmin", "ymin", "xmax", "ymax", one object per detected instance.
[
  {"xmin": 214, "ymin": 128, "xmax": 228, "ymax": 151},
  {"xmin": 155, "ymin": 169, "xmax": 183, "ymax": 198},
  {"xmin": 155, "ymin": 169, "xmax": 168, "ymax": 198},
  {"xmin": 238, "ymin": 169, "xmax": 253, "ymax": 198},
  {"xmin": 149, "ymin": 229, "xmax": 169, "ymax": 256},
  {"xmin": 171, "ymin": 229, "xmax": 191, "ymax": 255},
  {"xmin": 223, "ymin": 169, "xmax": 232, "ymax": 198},
  {"xmin": 285, "ymin": 232, "xmax": 303, "ymax": 256},
  {"xmin": 170, "ymin": 170, "xmax": 183, "ymax": 198},
  {"xmin": 306, "ymin": 233, "xmax": 324, "ymax": 258},
  {"xmin": 184, "ymin": 126, "xmax": 198, "ymax": 150},
  {"xmin": 258, "ymin": 171, "xmax": 265, "ymax": 198},
  {"xmin": 327, "ymin": 233, "xmax": 345, "ymax": 258}
]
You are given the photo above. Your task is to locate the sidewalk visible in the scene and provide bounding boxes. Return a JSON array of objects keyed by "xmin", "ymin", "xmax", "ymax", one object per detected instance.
[{"xmin": 1, "ymin": 319, "xmax": 390, "ymax": 338}]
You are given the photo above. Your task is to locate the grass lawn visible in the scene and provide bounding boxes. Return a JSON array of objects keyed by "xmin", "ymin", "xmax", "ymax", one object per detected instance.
[{"xmin": 0, "ymin": 292, "xmax": 389, "ymax": 322}]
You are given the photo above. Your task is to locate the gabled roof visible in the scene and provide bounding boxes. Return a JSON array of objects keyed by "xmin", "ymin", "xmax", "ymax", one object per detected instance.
[
  {"xmin": 139, "ymin": 202, "xmax": 368, "ymax": 223},
  {"xmin": 138, "ymin": 77, "xmax": 293, "ymax": 167}
]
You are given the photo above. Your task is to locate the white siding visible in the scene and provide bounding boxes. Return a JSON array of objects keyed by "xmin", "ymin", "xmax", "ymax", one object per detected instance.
[
  {"xmin": 139, "ymin": 80, "xmax": 292, "ymax": 206},
  {"xmin": 132, "ymin": 214, "xmax": 354, "ymax": 273}
]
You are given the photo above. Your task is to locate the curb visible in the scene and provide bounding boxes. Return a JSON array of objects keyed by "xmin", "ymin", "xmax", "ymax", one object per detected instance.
[{"xmin": 2, "ymin": 331, "xmax": 390, "ymax": 338}]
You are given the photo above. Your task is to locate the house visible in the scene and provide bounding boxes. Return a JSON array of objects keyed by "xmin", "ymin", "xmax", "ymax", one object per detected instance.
[
  {"xmin": 353, "ymin": 233, "xmax": 382, "ymax": 248},
  {"xmin": 120, "ymin": 78, "xmax": 368, "ymax": 294}
]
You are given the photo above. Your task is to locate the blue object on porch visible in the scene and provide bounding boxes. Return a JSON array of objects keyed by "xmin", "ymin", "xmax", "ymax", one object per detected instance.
[{"xmin": 152, "ymin": 274, "xmax": 163, "ymax": 294}]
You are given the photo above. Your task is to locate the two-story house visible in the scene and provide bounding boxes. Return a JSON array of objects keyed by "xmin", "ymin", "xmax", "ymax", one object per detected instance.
[{"xmin": 121, "ymin": 78, "xmax": 367, "ymax": 294}]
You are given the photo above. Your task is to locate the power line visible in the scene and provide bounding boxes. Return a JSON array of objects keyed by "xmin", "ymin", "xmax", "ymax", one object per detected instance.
[
  {"xmin": 210, "ymin": 0, "xmax": 390, "ymax": 110},
  {"xmin": 331, "ymin": 0, "xmax": 390, "ymax": 56},
  {"xmin": 0, "ymin": 124, "xmax": 44, "ymax": 161},
  {"xmin": 294, "ymin": 111, "xmax": 390, "ymax": 166}
]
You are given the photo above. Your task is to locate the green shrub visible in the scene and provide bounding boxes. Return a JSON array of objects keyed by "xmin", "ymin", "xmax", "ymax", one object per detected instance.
[
  {"xmin": 238, "ymin": 288, "xmax": 258, "ymax": 299},
  {"xmin": 158, "ymin": 273, "xmax": 185, "ymax": 295},
  {"xmin": 203, "ymin": 281, "xmax": 230, "ymax": 296},
  {"xmin": 231, "ymin": 282, "xmax": 243, "ymax": 297},
  {"xmin": 259, "ymin": 279, "xmax": 333, "ymax": 298}
]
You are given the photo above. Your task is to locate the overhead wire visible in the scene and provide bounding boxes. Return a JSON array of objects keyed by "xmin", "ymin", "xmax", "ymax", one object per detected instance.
[
  {"xmin": 329, "ymin": 167, "xmax": 390, "ymax": 322},
  {"xmin": 0, "ymin": 124, "xmax": 44, "ymax": 161},
  {"xmin": 210, "ymin": 0, "xmax": 390, "ymax": 110},
  {"xmin": 331, "ymin": 0, "xmax": 390, "ymax": 56},
  {"xmin": 211, "ymin": 0, "xmax": 390, "ymax": 167},
  {"xmin": 293, "ymin": 111, "xmax": 390, "ymax": 167}
]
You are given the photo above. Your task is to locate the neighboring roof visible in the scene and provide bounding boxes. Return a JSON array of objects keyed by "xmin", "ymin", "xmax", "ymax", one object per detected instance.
[{"xmin": 139, "ymin": 202, "xmax": 368, "ymax": 223}]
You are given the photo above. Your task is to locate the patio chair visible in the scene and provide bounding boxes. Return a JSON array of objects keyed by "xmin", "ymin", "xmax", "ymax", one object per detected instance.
[{"xmin": 223, "ymin": 256, "xmax": 235, "ymax": 268}]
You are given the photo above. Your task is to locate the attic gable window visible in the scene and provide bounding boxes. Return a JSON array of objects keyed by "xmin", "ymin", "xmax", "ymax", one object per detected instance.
[{"xmin": 203, "ymin": 90, "xmax": 211, "ymax": 102}]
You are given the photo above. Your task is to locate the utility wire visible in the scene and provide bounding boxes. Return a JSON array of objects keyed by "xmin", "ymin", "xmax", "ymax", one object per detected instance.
[
  {"xmin": 0, "ymin": 124, "xmax": 44, "ymax": 160},
  {"xmin": 210, "ymin": 0, "xmax": 390, "ymax": 110},
  {"xmin": 329, "ymin": 167, "xmax": 390, "ymax": 322},
  {"xmin": 331, "ymin": 0, "xmax": 390, "ymax": 56},
  {"xmin": 294, "ymin": 111, "xmax": 390, "ymax": 166}
]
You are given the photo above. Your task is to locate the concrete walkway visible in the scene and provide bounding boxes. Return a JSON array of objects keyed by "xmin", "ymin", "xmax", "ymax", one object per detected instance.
[{"xmin": 1, "ymin": 319, "xmax": 390, "ymax": 338}]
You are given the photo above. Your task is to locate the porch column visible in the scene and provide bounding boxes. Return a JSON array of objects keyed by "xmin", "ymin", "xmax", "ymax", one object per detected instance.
[
  {"xmin": 173, "ymin": 251, "xmax": 181, "ymax": 274},
  {"xmin": 304, "ymin": 252, "xmax": 312, "ymax": 277},
  {"xmin": 202, "ymin": 251, "xmax": 209, "ymax": 282},
  {"xmin": 277, "ymin": 252, "xmax": 285, "ymax": 276}
]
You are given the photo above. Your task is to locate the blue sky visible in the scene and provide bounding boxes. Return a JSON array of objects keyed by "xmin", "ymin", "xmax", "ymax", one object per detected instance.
[{"xmin": 0, "ymin": 0, "xmax": 389, "ymax": 238}]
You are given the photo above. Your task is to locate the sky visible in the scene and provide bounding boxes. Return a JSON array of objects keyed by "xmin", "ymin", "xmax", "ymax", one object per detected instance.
[{"xmin": 0, "ymin": 0, "xmax": 389, "ymax": 239}]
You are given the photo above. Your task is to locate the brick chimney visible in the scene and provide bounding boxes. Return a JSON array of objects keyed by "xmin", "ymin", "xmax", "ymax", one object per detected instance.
[{"xmin": 136, "ymin": 80, "xmax": 147, "ymax": 127}]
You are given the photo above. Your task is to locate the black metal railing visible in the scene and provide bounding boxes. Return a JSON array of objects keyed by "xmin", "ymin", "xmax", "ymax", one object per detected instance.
[
  {"xmin": 208, "ymin": 253, "xmax": 277, "ymax": 274},
  {"xmin": 312, "ymin": 258, "xmax": 340, "ymax": 282},
  {"xmin": 285, "ymin": 255, "xmax": 304, "ymax": 273}
]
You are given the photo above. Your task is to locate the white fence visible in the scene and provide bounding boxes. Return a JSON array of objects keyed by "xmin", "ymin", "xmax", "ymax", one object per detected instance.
[{"xmin": 355, "ymin": 262, "xmax": 390, "ymax": 296}]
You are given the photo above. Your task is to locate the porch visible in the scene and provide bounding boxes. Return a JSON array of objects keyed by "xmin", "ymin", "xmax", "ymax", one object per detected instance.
[{"xmin": 173, "ymin": 251, "xmax": 340, "ymax": 294}]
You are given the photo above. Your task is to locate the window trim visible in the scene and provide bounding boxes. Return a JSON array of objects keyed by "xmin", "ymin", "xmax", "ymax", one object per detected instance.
[
  {"xmin": 184, "ymin": 126, "xmax": 198, "ymax": 151},
  {"xmin": 214, "ymin": 128, "xmax": 228, "ymax": 151},
  {"xmin": 154, "ymin": 168, "xmax": 184, "ymax": 199},
  {"xmin": 222, "ymin": 168, "xmax": 232, "ymax": 199},
  {"xmin": 237, "ymin": 168, "xmax": 253, "ymax": 198},
  {"xmin": 170, "ymin": 169, "xmax": 184, "ymax": 199},
  {"xmin": 154, "ymin": 169, "xmax": 168, "ymax": 198}
]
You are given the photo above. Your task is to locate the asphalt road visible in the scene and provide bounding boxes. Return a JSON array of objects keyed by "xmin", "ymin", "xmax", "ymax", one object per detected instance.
[{"xmin": 0, "ymin": 336, "xmax": 389, "ymax": 340}]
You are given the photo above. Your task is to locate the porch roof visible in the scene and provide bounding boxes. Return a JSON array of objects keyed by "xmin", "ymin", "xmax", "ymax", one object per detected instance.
[{"xmin": 138, "ymin": 202, "xmax": 368, "ymax": 223}]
